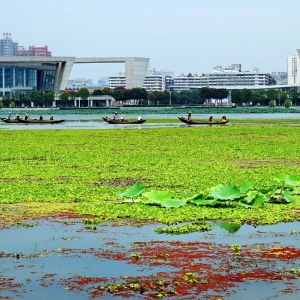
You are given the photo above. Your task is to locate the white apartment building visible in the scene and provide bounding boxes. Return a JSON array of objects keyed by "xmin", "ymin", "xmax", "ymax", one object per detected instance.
[
  {"xmin": 171, "ymin": 72, "xmax": 272, "ymax": 92},
  {"xmin": 109, "ymin": 74, "xmax": 167, "ymax": 91},
  {"xmin": 287, "ymin": 53, "xmax": 300, "ymax": 85}
]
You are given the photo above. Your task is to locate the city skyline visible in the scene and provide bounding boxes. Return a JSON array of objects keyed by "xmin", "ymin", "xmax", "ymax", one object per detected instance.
[{"xmin": 1, "ymin": 0, "xmax": 299, "ymax": 81}]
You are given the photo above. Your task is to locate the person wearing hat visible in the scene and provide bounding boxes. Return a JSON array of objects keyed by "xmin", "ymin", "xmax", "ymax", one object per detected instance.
[
  {"xmin": 7, "ymin": 111, "xmax": 12, "ymax": 119},
  {"xmin": 113, "ymin": 112, "xmax": 118, "ymax": 120},
  {"xmin": 138, "ymin": 115, "xmax": 143, "ymax": 121},
  {"xmin": 187, "ymin": 111, "xmax": 192, "ymax": 121},
  {"xmin": 15, "ymin": 114, "xmax": 20, "ymax": 120},
  {"xmin": 208, "ymin": 115, "xmax": 213, "ymax": 122},
  {"xmin": 50, "ymin": 115, "xmax": 54, "ymax": 120},
  {"xmin": 120, "ymin": 114, "xmax": 125, "ymax": 121},
  {"xmin": 25, "ymin": 111, "xmax": 29, "ymax": 121},
  {"xmin": 221, "ymin": 114, "xmax": 227, "ymax": 121}
]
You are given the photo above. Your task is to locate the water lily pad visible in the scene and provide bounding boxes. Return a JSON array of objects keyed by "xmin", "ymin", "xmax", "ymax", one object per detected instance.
[
  {"xmin": 190, "ymin": 199, "xmax": 218, "ymax": 206},
  {"xmin": 208, "ymin": 183, "xmax": 241, "ymax": 200},
  {"xmin": 116, "ymin": 183, "xmax": 146, "ymax": 198},
  {"xmin": 160, "ymin": 199, "xmax": 187, "ymax": 208},
  {"xmin": 239, "ymin": 182, "xmax": 254, "ymax": 194},
  {"xmin": 143, "ymin": 191, "xmax": 173, "ymax": 203}
]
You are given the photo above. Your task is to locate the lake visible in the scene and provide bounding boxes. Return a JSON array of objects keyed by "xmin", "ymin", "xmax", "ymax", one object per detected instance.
[{"xmin": 0, "ymin": 113, "xmax": 299, "ymax": 130}]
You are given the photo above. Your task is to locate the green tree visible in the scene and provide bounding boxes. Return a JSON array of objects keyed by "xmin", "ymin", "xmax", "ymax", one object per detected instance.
[
  {"xmin": 32, "ymin": 91, "xmax": 45, "ymax": 107},
  {"xmin": 59, "ymin": 91, "xmax": 69, "ymax": 107},
  {"xmin": 289, "ymin": 89, "xmax": 298, "ymax": 104},
  {"xmin": 266, "ymin": 89, "xmax": 278, "ymax": 102},
  {"xmin": 2, "ymin": 95, "xmax": 11, "ymax": 107},
  {"xmin": 78, "ymin": 88, "xmax": 90, "ymax": 101},
  {"xmin": 170, "ymin": 91, "xmax": 181, "ymax": 105},
  {"xmin": 241, "ymin": 89, "xmax": 252, "ymax": 105},
  {"xmin": 0, "ymin": 101, "xmax": 3, "ymax": 109},
  {"xmin": 278, "ymin": 91, "xmax": 288, "ymax": 106},
  {"xmin": 113, "ymin": 88, "xmax": 125, "ymax": 102},
  {"xmin": 269, "ymin": 100, "xmax": 276, "ymax": 108},
  {"xmin": 231, "ymin": 90, "xmax": 242, "ymax": 105},
  {"xmin": 10, "ymin": 101, "xmax": 15, "ymax": 109},
  {"xmin": 284, "ymin": 99, "xmax": 292, "ymax": 108},
  {"xmin": 45, "ymin": 92, "xmax": 55, "ymax": 107},
  {"xmin": 199, "ymin": 87, "xmax": 211, "ymax": 104},
  {"xmin": 252, "ymin": 90, "xmax": 265, "ymax": 106}
]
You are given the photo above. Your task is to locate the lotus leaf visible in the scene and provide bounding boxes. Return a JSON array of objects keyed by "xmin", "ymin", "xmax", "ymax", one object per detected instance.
[
  {"xmin": 143, "ymin": 191, "xmax": 173, "ymax": 203},
  {"xmin": 208, "ymin": 183, "xmax": 241, "ymax": 200},
  {"xmin": 160, "ymin": 199, "xmax": 187, "ymax": 208},
  {"xmin": 239, "ymin": 182, "xmax": 254, "ymax": 194},
  {"xmin": 190, "ymin": 199, "xmax": 218, "ymax": 206},
  {"xmin": 240, "ymin": 193, "xmax": 264, "ymax": 208},
  {"xmin": 282, "ymin": 191, "xmax": 293, "ymax": 203},
  {"xmin": 116, "ymin": 183, "xmax": 146, "ymax": 199},
  {"xmin": 274, "ymin": 174, "xmax": 300, "ymax": 186}
]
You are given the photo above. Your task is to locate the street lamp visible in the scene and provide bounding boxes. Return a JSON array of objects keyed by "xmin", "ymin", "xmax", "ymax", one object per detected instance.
[{"xmin": 169, "ymin": 90, "xmax": 172, "ymax": 106}]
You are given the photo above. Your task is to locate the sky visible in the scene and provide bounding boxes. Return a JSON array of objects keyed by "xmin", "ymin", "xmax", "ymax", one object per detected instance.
[{"xmin": 2, "ymin": 0, "xmax": 300, "ymax": 82}]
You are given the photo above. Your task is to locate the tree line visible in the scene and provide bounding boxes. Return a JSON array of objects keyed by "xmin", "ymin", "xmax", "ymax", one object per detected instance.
[
  {"xmin": 231, "ymin": 88, "xmax": 299, "ymax": 107},
  {"xmin": 0, "ymin": 86, "xmax": 299, "ymax": 108}
]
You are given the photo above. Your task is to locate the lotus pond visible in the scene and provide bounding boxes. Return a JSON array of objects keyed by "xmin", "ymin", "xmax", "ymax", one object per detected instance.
[{"xmin": 0, "ymin": 123, "xmax": 300, "ymax": 299}]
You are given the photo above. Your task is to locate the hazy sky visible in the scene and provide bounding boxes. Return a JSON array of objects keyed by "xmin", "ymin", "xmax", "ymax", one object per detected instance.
[{"xmin": 2, "ymin": 0, "xmax": 299, "ymax": 82}]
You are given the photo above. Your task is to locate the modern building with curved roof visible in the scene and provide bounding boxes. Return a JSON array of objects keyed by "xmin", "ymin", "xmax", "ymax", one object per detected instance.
[{"xmin": 0, "ymin": 56, "xmax": 149, "ymax": 96}]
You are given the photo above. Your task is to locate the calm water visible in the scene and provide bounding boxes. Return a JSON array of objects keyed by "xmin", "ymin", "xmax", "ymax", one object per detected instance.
[
  {"xmin": 0, "ymin": 113, "xmax": 299, "ymax": 130},
  {"xmin": 0, "ymin": 218, "xmax": 299, "ymax": 299}
]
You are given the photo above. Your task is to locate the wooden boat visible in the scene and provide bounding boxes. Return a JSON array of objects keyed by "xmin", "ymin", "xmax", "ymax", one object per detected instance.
[
  {"xmin": 1, "ymin": 117, "xmax": 22, "ymax": 123},
  {"xmin": 178, "ymin": 117, "xmax": 229, "ymax": 125},
  {"xmin": 102, "ymin": 117, "xmax": 146, "ymax": 124},
  {"xmin": 18, "ymin": 118, "xmax": 65, "ymax": 124}
]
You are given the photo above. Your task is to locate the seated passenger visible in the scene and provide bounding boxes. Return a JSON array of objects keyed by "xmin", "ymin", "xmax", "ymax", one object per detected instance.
[
  {"xmin": 208, "ymin": 115, "xmax": 213, "ymax": 122},
  {"xmin": 39, "ymin": 115, "xmax": 43, "ymax": 121},
  {"xmin": 120, "ymin": 115, "xmax": 125, "ymax": 120},
  {"xmin": 138, "ymin": 115, "xmax": 143, "ymax": 121},
  {"xmin": 50, "ymin": 115, "xmax": 54, "ymax": 120}
]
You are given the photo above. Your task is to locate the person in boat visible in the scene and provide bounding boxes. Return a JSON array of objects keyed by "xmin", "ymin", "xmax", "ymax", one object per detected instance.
[
  {"xmin": 15, "ymin": 114, "xmax": 20, "ymax": 120},
  {"xmin": 25, "ymin": 112, "xmax": 29, "ymax": 121},
  {"xmin": 39, "ymin": 115, "xmax": 43, "ymax": 121},
  {"xmin": 208, "ymin": 115, "xmax": 213, "ymax": 122},
  {"xmin": 221, "ymin": 114, "xmax": 227, "ymax": 121},
  {"xmin": 187, "ymin": 111, "xmax": 192, "ymax": 121},
  {"xmin": 120, "ymin": 115, "xmax": 125, "ymax": 121},
  {"xmin": 138, "ymin": 115, "xmax": 143, "ymax": 121},
  {"xmin": 50, "ymin": 115, "xmax": 54, "ymax": 120},
  {"xmin": 113, "ymin": 112, "xmax": 118, "ymax": 120},
  {"xmin": 7, "ymin": 112, "xmax": 12, "ymax": 119}
]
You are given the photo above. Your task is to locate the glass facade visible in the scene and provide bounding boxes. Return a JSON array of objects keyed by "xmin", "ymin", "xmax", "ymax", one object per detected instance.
[{"xmin": 0, "ymin": 65, "xmax": 55, "ymax": 95}]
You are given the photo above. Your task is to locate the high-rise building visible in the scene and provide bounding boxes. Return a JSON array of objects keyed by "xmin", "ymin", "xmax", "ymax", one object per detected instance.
[
  {"xmin": 17, "ymin": 45, "xmax": 51, "ymax": 56},
  {"xmin": 0, "ymin": 33, "xmax": 51, "ymax": 56},
  {"xmin": 287, "ymin": 53, "xmax": 300, "ymax": 85},
  {"xmin": 0, "ymin": 33, "xmax": 18, "ymax": 56}
]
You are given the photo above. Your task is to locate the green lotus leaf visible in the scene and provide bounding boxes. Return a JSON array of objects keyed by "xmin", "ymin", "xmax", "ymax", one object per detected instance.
[
  {"xmin": 143, "ymin": 190, "xmax": 173, "ymax": 203},
  {"xmin": 285, "ymin": 176, "xmax": 300, "ymax": 186},
  {"xmin": 274, "ymin": 174, "xmax": 300, "ymax": 186},
  {"xmin": 274, "ymin": 173, "xmax": 288, "ymax": 182},
  {"xmin": 243, "ymin": 191, "xmax": 259, "ymax": 202},
  {"xmin": 240, "ymin": 194, "xmax": 265, "ymax": 208},
  {"xmin": 208, "ymin": 183, "xmax": 241, "ymax": 200},
  {"xmin": 190, "ymin": 199, "xmax": 218, "ymax": 206},
  {"xmin": 185, "ymin": 194, "xmax": 205, "ymax": 202},
  {"xmin": 282, "ymin": 190, "xmax": 293, "ymax": 203},
  {"xmin": 239, "ymin": 182, "xmax": 254, "ymax": 194},
  {"xmin": 216, "ymin": 222, "xmax": 241, "ymax": 233},
  {"xmin": 116, "ymin": 182, "xmax": 146, "ymax": 198},
  {"xmin": 291, "ymin": 187, "xmax": 300, "ymax": 195},
  {"xmin": 160, "ymin": 198, "xmax": 187, "ymax": 208}
]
